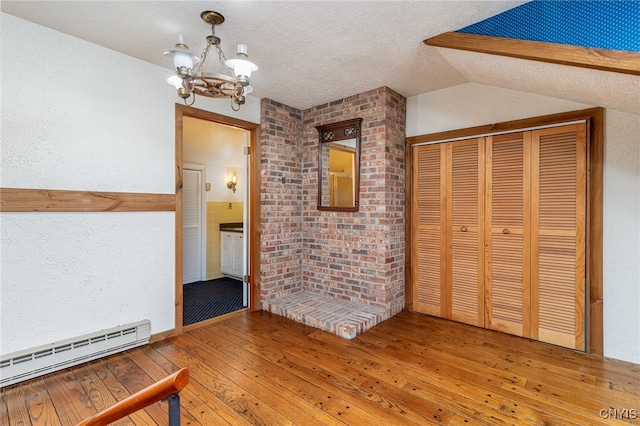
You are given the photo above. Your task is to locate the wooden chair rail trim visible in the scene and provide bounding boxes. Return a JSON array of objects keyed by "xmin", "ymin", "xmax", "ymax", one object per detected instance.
[
  {"xmin": 424, "ymin": 32, "xmax": 640, "ymax": 76},
  {"xmin": 0, "ymin": 188, "xmax": 175, "ymax": 212},
  {"xmin": 76, "ymin": 367, "xmax": 189, "ymax": 426}
]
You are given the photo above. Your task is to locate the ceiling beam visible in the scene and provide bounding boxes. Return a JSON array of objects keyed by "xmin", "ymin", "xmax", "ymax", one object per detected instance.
[{"xmin": 425, "ymin": 32, "xmax": 640, "ymax": 76}]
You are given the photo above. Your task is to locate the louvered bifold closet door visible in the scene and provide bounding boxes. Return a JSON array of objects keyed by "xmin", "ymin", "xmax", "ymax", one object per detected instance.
[
  {"xmin": 413, "ymin": 144, "xmax": 446, "ymax": 316},
  {"xmin": 449, "ymin": 139, "xmax": 485, "ymax": 326},
  {"xmin": 485, "ymin": 133, "xmax": 531, "ymax": 337},
  {"xmin": 531, "ymin": 124, "xmax": 586, "ymax": 350}
]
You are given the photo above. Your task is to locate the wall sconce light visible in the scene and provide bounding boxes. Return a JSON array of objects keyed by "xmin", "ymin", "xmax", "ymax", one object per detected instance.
[{"xmin": 227, "ymin": 172, "xmax": 237, "ymax": 193}]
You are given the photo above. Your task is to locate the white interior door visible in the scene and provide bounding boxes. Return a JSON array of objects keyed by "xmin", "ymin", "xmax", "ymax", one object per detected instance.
[{"xmin": 183, "ymin": 167, "xmax": 204, "ymax": 285}]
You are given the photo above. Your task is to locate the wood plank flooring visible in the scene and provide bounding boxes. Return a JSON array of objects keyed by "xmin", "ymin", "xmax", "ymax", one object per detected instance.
[{"xmin": 3, "ymin": 310, "xmax": 639, "ymax": 425}]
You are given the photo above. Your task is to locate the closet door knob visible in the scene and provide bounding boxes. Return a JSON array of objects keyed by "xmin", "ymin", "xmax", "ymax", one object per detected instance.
[
  {"xmin": 461, "ymin": 226, "xmax": 467, "ymax": 232},
  {"xmin": 502, "ymin": 228, "xmax": 510, "ymax": 234}
]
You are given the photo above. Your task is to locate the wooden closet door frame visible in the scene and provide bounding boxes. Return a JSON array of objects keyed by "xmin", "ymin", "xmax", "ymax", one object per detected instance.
[{"xmin": 406, "ymin": 107, "xmax": 604, "ymax": 355}]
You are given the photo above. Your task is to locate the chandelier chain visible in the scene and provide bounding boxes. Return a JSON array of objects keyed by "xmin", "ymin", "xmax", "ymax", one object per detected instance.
[
  {"xmin": 196, "ymin": 43, "xmax": 211, "ymax": 74},
  {"xmin": 216, "ymin": 44, "xmax": 228, "ymax": 68},
  {"xmin": 195, "ymin": 23, "xmax": 231, "ymax": 76}
]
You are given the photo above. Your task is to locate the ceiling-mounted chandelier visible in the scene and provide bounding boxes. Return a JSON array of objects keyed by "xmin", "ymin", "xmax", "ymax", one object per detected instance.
[{"xmin": 164, "ymin": 11, "xmax": 258, "ymax": 111}]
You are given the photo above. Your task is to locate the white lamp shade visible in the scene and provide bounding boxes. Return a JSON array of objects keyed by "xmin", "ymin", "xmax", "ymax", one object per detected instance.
[
  {"xmin": 164, "ymin": 44, "xmax": 198, "ymax": 70},
  {"xmin": 173, "ymin": 51, "xmax": 194, "ymax": 69},
  {"xmin": 167, "ymin": 75, "xmax": 183, "ymax": 89},
  {"xmin": 225, "ymin": 44, "xmax": 258, "ymax": 78}
]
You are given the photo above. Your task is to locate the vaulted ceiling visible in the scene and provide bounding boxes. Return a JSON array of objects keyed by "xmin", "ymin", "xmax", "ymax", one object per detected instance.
[{"xmin": 2, "ymin": 1, "xmax": 639, "ymax": 114}]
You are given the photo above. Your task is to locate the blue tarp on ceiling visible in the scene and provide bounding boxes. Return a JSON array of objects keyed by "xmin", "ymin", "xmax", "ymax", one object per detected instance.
[{"xmin": 457, "ymin": 0, "xmax": 640, "ymax": 53}]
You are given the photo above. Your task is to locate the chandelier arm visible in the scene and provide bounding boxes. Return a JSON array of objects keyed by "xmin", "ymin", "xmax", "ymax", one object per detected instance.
[
  {"xmin": 230, "ymin": 96, "xmax": 240, "ymax": 112},
  {"xmin": 183, "ymin": 78, "xmax": 195, "ymax": 91},
  {"xmin": 184, "ymin": 93, "xmax": 196, "ymax": 106}
]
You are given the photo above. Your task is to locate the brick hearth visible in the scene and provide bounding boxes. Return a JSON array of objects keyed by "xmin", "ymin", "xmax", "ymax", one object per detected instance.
[{"xmin": 263, "ymin": 291, "xmax": 387, "ymax": 339}]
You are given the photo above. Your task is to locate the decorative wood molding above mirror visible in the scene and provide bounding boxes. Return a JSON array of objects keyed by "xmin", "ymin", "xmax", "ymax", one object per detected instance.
[{"xmin": 316, "ymin": 118, "xmax": 362, "ymax": 212}]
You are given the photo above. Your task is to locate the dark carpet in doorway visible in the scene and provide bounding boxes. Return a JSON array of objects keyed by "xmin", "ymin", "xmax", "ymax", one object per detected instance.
[{"xmin": 183, "ymin": 277, "xmax": 244, "ymax": 326}]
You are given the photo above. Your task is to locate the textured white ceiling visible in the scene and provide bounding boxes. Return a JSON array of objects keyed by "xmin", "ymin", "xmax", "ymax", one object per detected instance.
[
  {"xmin": 3, "ymin": 1, "xmax": 636, "ymax": 114},
  {"xmin": 2, "ymin": 0, "xmax": 525, "ymax": 110},
  {"xmin": 437, "ymin": 48, "xmax": 640, "ymax": 116}
]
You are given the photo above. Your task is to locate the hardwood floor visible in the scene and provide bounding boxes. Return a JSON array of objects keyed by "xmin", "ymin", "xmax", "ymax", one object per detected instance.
[{"xmin": 3, "ymin": 310, "xmax": 639, "ymax": 425}]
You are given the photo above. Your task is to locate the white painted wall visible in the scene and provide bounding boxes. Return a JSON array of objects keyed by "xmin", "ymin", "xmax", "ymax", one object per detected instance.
[
  {"xmin": 0, "ymin": 212, "xmax": 175, "ymax": 353},
  {"xmin": 406, "ymin": 83, "xmax": 591, "ymax": 137},
  {"xmin": 407, "ymin": 83, "xmax": 640, "ymax": 364},
  {"xmin": 182, "ymin": 117, "xmax": 247, "ymax": 203},
  {"xmin": 0, "ymin": 13, "xmax": 260, "ymax": 356},
  {"xmin": 602, "ymin": 110, "xmax": 640, "ymax": 364}
]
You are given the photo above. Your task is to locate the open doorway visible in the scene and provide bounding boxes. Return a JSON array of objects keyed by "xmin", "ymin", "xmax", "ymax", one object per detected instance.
[
  {"xmin": 182, "ymin": 116, "xmax": 247, "ymax": 325},
  {"xmin": 174, "ymin": 105, "xmax": 259, "ymax": 332}
]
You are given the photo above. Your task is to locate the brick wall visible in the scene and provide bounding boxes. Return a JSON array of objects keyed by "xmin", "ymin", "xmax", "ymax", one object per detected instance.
[
  {"xmin": 259, "ymin": 88, "xmax": 406, "ymax": 317},
  {"xmin": 302, "ymin": 87, "xmax": 406, "ymax": 316},
  {"xmin": 259, "ymin": 99, "xmax": 304, "ymax": 303}
]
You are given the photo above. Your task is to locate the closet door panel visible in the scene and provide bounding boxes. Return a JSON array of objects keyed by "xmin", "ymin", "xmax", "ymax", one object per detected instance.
[
  {"xmin": 485, "ymin": 133, "xmax": 530, "ymax": 337},
  {"xmin": 537, "ymin": 235, "xmax": 580, "ymax": 347},
  {"xmin": 413, "ymin": 144, "xmax": 446, "ymax": 316},
  {"xmin": 416, "ymin": 228, "xmax": 442, "ymax": 314},
  {"xmin": 450, "ymin": 139, "xmax": 484, "ymax": 326},
  {"xmin": 532, "ymin": 124, "xmax": 586, "ymax": 350},
  {"xmin": 489, "ymin": 233, "xmax": 525, "ymax": 335}
]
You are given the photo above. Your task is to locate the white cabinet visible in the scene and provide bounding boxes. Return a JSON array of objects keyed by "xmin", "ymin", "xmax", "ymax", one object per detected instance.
[{"xmin": 220, "ymin": 231, "xmax": 243, "ymax": 278}]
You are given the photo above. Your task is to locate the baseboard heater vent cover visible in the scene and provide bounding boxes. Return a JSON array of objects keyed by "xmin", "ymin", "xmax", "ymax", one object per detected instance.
[{"xmin": 0, "ymin": 320, "xmax": 150, "ymax": 388}]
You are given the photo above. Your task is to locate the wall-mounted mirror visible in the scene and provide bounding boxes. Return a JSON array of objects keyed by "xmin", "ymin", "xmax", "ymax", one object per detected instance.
[{"xmin": 316, "ymin": 118, "xmax": 362, "ymax": 212}]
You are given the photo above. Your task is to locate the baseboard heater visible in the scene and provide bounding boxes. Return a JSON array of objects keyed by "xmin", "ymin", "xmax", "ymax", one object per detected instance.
[{"xmin": 0, "ymin": 320, "xmax": 150, "ymax": 388}]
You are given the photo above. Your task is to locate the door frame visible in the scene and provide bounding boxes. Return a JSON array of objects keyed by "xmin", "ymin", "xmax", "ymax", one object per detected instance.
[
  {"xmin": 405, "ymin": 107, "xmax": 604, "ymax": 355},
  {"xmin": 174, "ymin": 104, "xmax": 261, "ymax": 334}
]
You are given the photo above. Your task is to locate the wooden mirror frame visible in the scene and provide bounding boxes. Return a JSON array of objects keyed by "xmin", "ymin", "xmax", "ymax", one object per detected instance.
[{"xmin": 316, "ymin": 118, "xmax": 362, "ymax": 212}]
